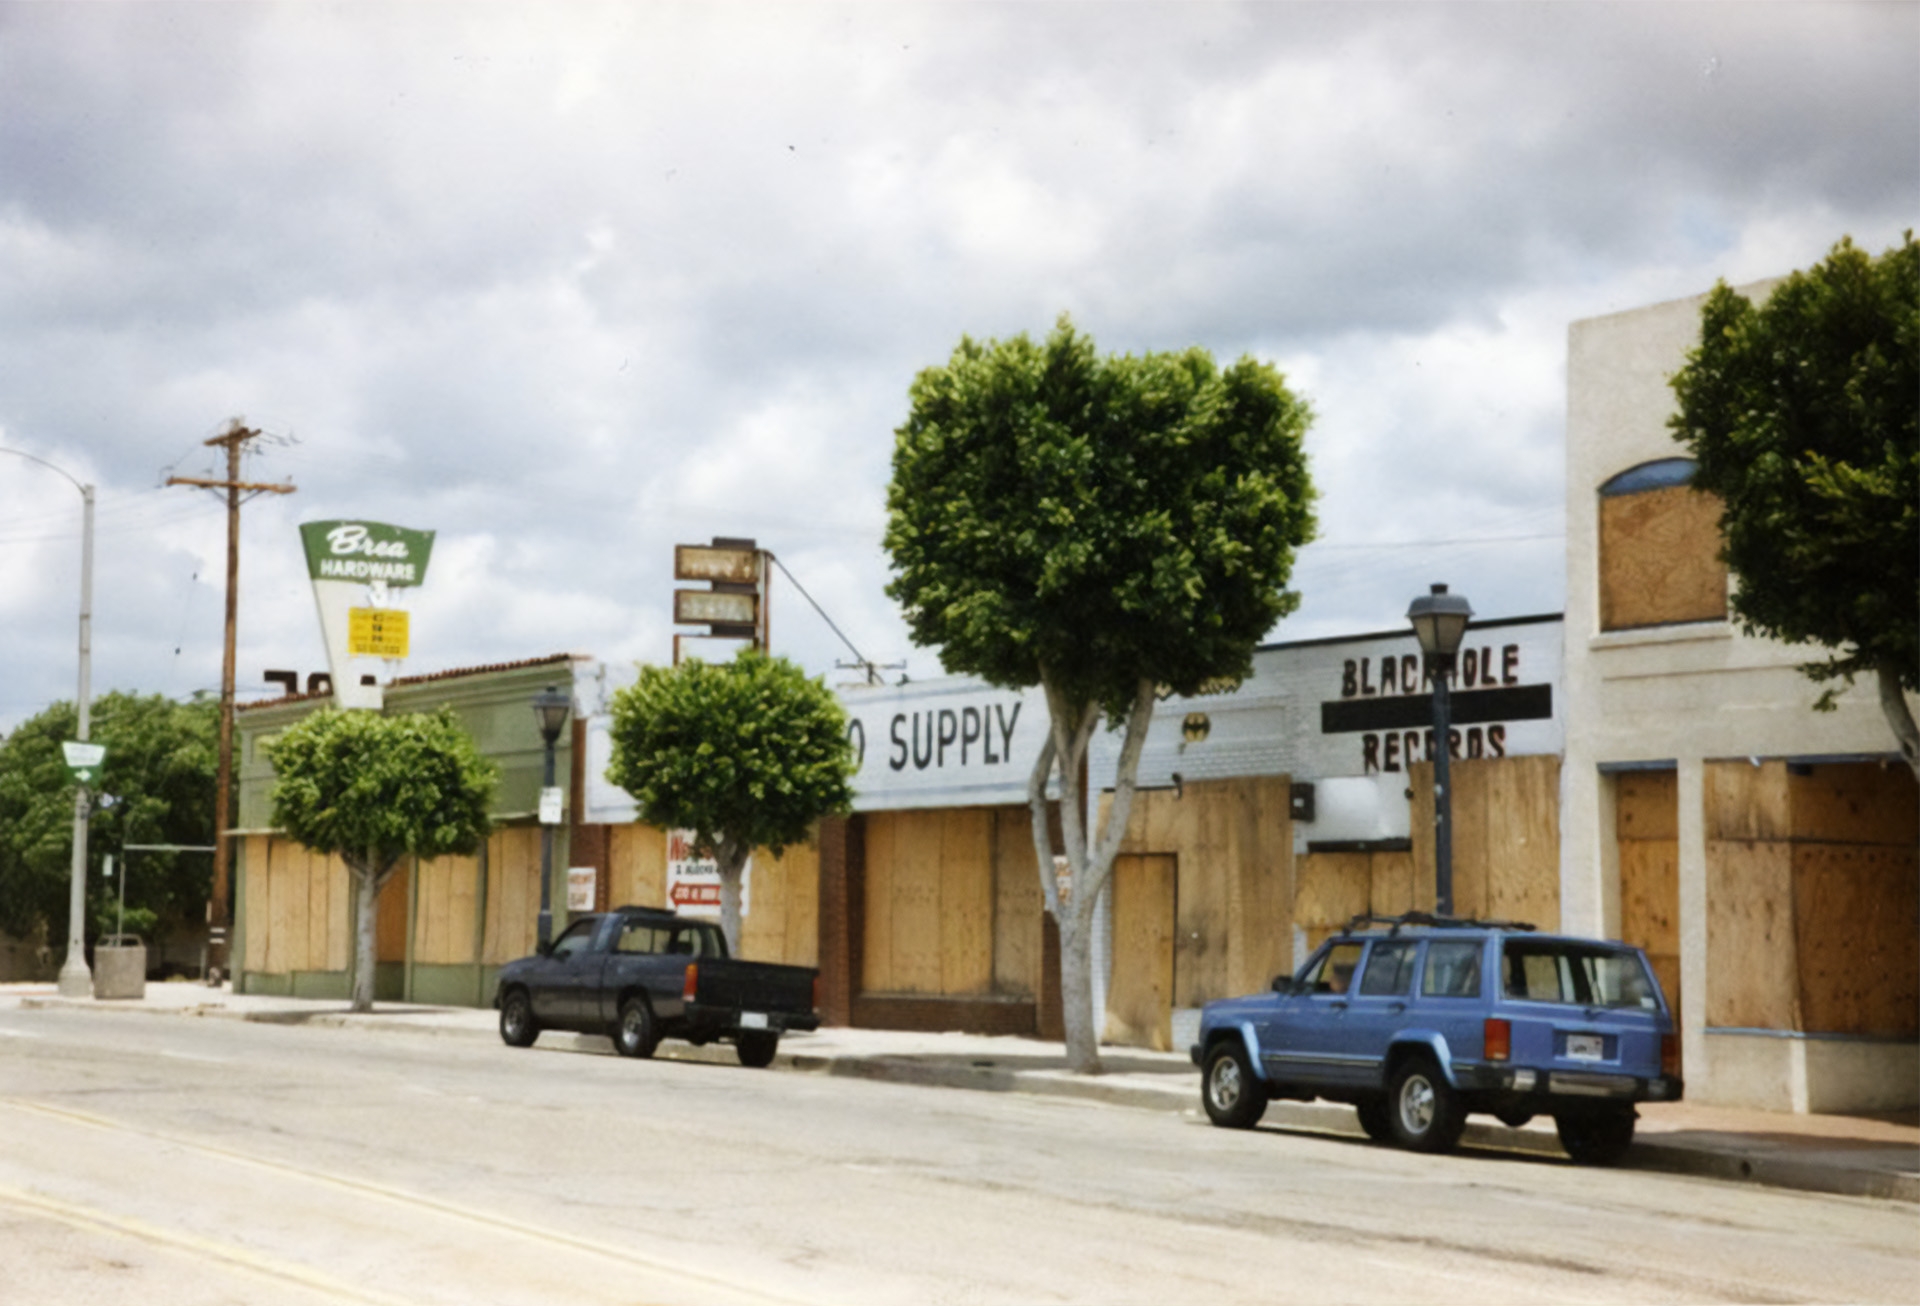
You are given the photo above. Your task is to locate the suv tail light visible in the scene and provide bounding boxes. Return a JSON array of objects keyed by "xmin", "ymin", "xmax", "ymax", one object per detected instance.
[
  {"xmin": 1661, "ymin": 1033, "xmax": 1680, "ymax": 1077},
  {"xmin": 1483, "ymin": 1017, "xmax": 1511, "ymax": 1062},
  {"xmin": 683, "ymin": 962, "xmax": 699, "ymax": 1003}
]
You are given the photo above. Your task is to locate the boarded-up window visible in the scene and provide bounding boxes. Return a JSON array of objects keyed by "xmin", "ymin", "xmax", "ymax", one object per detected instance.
[{"xmin": 1598, "ymin": 458, "xmax": 1727, "ymax": 631}]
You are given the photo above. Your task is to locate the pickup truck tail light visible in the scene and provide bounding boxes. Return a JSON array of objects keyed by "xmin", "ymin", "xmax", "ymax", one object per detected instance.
[
  {"xmin": 1483, "ymin": 1017, "xmax": 1511, "ymax": 1062},
  {"xmin": 682, "ymin": 963, "xmax": 698, "ymax": 1004},
  {"xmin": 1661, "ymin": 1033, "xmax": 1680, "ymax": 1078}
]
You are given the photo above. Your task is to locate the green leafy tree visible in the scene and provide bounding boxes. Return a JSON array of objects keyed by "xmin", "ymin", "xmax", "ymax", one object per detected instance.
[
  {"xmin": 605, "ymin": 650, "xmax": 855, "ymax": 955},
  {"xmin": 265, "ymin": 709, "xmax": 496, "ymax": 1011},
  {"xmin": 0, "ymin": 693, "xmax": 217, "ymax": 961},
  {"xmin": 885, "ymin": 317, "xmax": 1316, "ymax": 1072},
  {"xmin": 1670, "ymin": 233, "xmax": 1920, "ymax": 778}
]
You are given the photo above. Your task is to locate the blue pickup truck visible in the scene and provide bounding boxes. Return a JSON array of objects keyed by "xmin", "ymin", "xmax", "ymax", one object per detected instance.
[
  {"xmin": 494, "ymin": 905, "xmax": 819, "ymax": 1068},
  {"xmin": 1193, "ymin": 913, "xmax": 1682, "ymax": 1165}
]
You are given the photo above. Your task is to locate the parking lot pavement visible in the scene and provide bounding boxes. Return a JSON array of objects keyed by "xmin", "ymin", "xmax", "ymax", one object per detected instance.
[{"xmin": 6, "ymin": 980, "xmax": 1914, "ymax": 1203}]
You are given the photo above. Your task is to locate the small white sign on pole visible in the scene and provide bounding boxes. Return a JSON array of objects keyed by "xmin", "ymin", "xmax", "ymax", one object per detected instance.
[
  {"xmin": 538, "ymin": 786, "xmax": 564, "ymax": 825},
  {"xmin": 566, "ymin": 866, "xmax": 597, "ymax": 912},
  {"xmin": 665, "ymin": 829, "xmax": 750, "ymax": 917}
]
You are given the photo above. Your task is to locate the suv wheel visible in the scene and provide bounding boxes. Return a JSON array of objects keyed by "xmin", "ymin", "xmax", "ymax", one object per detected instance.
[
  {"xmin": 1202, "ymin": 1041, "xmax": 1268, "ymax": 1129},
  {"xmin": 1388, "ymin": 1055, "xmax": 1466, "ymax": 1153},
  {"xmin": 1555, "ymin": 1107, "xmax": 1637, "ymax": 1166}
]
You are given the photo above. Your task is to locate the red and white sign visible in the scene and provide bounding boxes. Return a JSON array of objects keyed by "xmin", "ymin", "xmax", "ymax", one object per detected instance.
[{"xmin": 665, "ymin": 829, "xmax": 751, "ymax": 918}]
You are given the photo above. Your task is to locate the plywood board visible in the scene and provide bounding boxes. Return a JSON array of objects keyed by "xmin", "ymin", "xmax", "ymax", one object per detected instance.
[
  {"xmin": 1408, "ymin": 760, "xmax": 1437, "ymax": 914},
  {"xmin": 1793, "ymin": 841, "xmax": 1919, "ymax": 1037},
  {"xmin": 1104, "ymin": 854, "xmax": 1175, "ymax": 1050},
  {"xmin": 608, "ymin": 823, "xmax": 668, "ymax": 911},
  {"xmin": 1294, "ymin": 853, "xmax": 1371, "ymax": 930},
  {"xmin": 1599, "ymin": 483, "xmax": 1728, "ymax": 631},
  {"xmin": 1486, "ymin": 755, "xmax": 1561, "ymax": 930},
  {"xmin": 1170, "ymin": 782, "xmax": 1228, "ymax": 1005},
  {"xmin": 1788, "ymin": 763, "xmax": 1920, "ymax": 846},
  {"xmin": 1224, "ymin": 776, "xmax": 1293, "ymax": 999},
  {"xmin": 1368, "ymin": 851, "xmax": 1417, "ymax": 919},
  {"xmin": 938, "ymin": 808, "xmax": 994, "ymax": 996},
  {"xmin": 1616, "ymin": 770, "xmax": 1679, "ymax": 842},
  {"xmin": 243, "ymin": 836, "xmax": 273, "ymax": 972},
  {"xmin": 782, "ymin": 839, "xmax": 820, "ymax": 968},
  {"xmin": 992, "ymin": 806, "xmax": 1043, "ymax": 998},
  {"xmin": 376, "ymin": 862, "xmax": 409, "ymax": 964},
  {"xmin": 889, "ymin": 809, "xmax": 943, "ymax": 994},
  {"xmin": 1704, "ymin": 838, "xmax": 1798, "ymax": 1030},
  {"xmin": 1619, "ymin": 839, "xmax": 1680, "ymax": 956},
  {"xmin": 482, "ymin": 827, "xmax": 542, "ymax": 964},
  {"xmin": 1705, "ymin": 760, "xmax": 1790, "ymax": 843},
  {"xmin": 414, "ymin": 855, "xmax": 478, "ymax": 966},
  {"xmin": 1448, "ymin": 758, "xmax": 1491, "ymax": 921},
  {"xmin": 861, "ymin": 810, "xmax": 896, "ymax": 993}
]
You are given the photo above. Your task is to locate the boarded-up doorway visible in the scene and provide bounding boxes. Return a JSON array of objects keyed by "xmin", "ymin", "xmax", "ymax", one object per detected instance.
[
  {"xmin": 1616, "ymin": 769, "xmax": 1681, "ymax": 1066},
  {"xmin": 1105, "ymin": 854, "xmax": 1176, "ymax": 1051}
]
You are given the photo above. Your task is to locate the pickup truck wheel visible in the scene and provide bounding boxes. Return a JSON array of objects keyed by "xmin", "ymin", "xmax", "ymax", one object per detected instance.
[
  {"xmin": 613, "ymin": 997, "xmax": 658, "ymax": 1059},
  {"xmin": 1388, "ymin": 1055, "xmax": 1466, "ymax": 1153},
  {"xmin": 1354, "ymin": 1097, "xmax": 1394, "ymax": 1142},
  {"xmin": 736, "ymin": 1031, "xmax": 779, "ymax": 1068},
  {"xmin": 1202, "ymin": 1041, "xmax": 1268, "ymax": 1129},
  {"xmin": 498, "ymin": 989, "xmax": 538, "ymax": 1048},
  {"xmin": 1555, "ymin": 1107, "xmax": 1637, "ymax": 1166}
]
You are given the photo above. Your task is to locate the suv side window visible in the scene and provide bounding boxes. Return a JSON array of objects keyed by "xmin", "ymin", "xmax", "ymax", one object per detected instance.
[
  {"xmin": 1357, "ymin": 940, "xmax": 1418, "ymax": 996},
  {"xmin": 1422, "ymin": 940, "xmax": 1484, "ymax": 998},
  {"xmin": 1301, "ymin": 941, "xmax": 1365, "ymax": 995}
]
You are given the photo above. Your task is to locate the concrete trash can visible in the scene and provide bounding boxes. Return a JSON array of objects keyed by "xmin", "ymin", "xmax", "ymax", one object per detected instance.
[{"xmin": 92, "ymin": 935, "xmax": 147, "ymax": 1000}]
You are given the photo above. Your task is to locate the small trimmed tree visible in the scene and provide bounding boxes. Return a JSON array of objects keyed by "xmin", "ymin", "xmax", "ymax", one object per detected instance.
[
  {"xmin": 605, "ymin": 650, "xmax": 855, "ymax": 955},
  {"xmin": 885, "ymin": 316, "xmax": 1316, "ymax": 1073},
  {"xmin": 1669, "ymin": 233, "xmax": 1920, "ymax": 778},
  {"xmin": 266, "ymin": 709, "xmax": 496, "ymax": 1012}
]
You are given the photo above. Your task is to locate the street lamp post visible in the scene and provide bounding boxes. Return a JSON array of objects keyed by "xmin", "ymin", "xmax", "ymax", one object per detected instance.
[
  {"xmin": 2, "ymin": 447, "xmax": 96, "ymax": 996},
  {"xmin": 1407, "ymin": 583, "xmax": 1472, "ymax": 918},
  {"xmin": 531, "ymin": 685, "xmax": 572, "ymax": 949}
]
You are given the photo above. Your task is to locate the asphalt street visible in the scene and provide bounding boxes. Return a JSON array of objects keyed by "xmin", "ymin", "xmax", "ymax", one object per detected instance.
[{"xmin": 1, "ymin": 1003, "xmax": 1915, "ymax": 1305}]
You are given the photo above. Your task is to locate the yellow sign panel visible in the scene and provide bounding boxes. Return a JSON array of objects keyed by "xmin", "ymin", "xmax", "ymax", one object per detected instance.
[{"xmin": 348, "ymin": 607, "xmax": 410, "ymax": 659}]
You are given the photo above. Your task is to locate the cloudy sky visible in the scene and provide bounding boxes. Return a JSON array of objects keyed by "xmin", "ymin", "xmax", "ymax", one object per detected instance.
[{"xmin": 2, "ymin": 1, "xmax": 1914, "ymax": 733}]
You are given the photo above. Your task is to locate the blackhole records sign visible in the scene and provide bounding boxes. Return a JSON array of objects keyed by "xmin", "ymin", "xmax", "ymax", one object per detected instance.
[
  {"xmin": 837, "ymin": 676, "xmax": 1052, "ymax": 812},
  {"xmin": 666, "ymin": 830, "xmax": 751, "ymax": 917}
]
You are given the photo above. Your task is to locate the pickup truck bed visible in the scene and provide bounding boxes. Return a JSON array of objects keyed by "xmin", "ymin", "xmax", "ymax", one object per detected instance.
[{"xmin": 494, "ymin": 905, "xmax": 819, "ymax": 1067}]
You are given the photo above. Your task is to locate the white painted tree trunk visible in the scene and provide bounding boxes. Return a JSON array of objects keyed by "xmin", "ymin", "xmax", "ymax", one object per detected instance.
[
  {"xmin": 348, "ymin": 852, "xmax": 403, "ymax": 1013},
  {"xmin": 1878, "ymin": 662, "xmax": 1920, "ymax": 782},
  {"xmin": 1030, "ymin": 676, "xmax": 1159, "ymax": 1075},
  {"xmin": 716, "ymin": 835, "xmax": 749, "ymax": 957}
]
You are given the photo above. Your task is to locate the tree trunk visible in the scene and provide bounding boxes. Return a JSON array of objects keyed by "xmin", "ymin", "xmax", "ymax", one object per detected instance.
[
  {"xmin": 715, "ymin": 835, "xmax": 749, "ymax": 957},
  {"xmin": 1032, "ymin": 675, "xmax": 1159, "ymax": 1075},
  {"xmin": 1879, "ymin": 662, "xmax": 1920, "ymax": 782},
  {"xmin": 348, "ymin": 852, "xmax": 401, "ymax": 1013}
]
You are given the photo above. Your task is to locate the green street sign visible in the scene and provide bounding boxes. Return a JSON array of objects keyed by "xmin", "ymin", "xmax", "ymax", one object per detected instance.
[
  {"xmin": 299, "ymin": 520, "xmax": 436, "ymax": 588},
  {"xmin": 61, "ymin": 740, "xmax": 106, "ymax": 785}
]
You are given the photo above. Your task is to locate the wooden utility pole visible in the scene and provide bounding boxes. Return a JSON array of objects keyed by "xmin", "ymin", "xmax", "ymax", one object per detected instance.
[{"xmin": 167, "ymin": 421, "xmax": 294, "ymax": 980}]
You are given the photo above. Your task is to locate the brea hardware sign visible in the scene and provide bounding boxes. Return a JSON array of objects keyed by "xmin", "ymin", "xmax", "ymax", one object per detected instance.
[{"xmin": 300, "ymin": 521, "xmax": 435, "ymax": 586}]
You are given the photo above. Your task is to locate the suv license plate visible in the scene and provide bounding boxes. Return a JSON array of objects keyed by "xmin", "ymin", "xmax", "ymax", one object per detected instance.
[
  {"xmin": 740, "ymin": 1011, "xmax": 769, "ymax": 1030},
  {"xmin": 1566, "ymin": 1033, "xmax": 1604, "ymax": 1061}
]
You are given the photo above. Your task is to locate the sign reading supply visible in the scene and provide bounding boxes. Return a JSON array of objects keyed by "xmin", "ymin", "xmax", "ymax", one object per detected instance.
[
  {"xmin": 300, "ymin": 521, "xmax": 435, "ymax": 587},
  {"xmin": 347, "ymin": 607, "xmax": 410, "ymax": 658}
]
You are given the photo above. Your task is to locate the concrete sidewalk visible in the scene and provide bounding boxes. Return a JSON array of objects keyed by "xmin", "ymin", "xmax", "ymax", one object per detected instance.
[{"xmin": 6, "ymin": 980, "xmax": 1915, "ymax": 1204}]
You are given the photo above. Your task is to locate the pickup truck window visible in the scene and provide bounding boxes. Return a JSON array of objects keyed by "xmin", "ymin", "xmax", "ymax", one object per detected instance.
[
  {"xmin": 1357, "ymin": 940, "xmax": 1418, "ymax": 996},
  {"xmin": 1421, "ymin": 940, "xmax": 1483, "ymax": 998},
  {"xmin": 550, "ymin": 920, "xmax": 597, "ymax": 961},
  {"xmin": 1501, "ymin": 941, "xmax": 1659, "ymax": 1009},
  {"xmin": 664, "ymin": 924, "xmax": 725, "ymax": 958},
  {"xmin": 616, "ymin": 924, "xmax": 669, "ymax": 955}
]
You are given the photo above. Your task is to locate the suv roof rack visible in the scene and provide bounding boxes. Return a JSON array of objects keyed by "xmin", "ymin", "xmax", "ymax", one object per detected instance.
[{"xmin": 1339, "ymin": 911, "xmax": 1538, "ymax": 936}]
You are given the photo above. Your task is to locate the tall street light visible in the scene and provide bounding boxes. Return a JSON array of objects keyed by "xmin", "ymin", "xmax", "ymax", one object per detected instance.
[
  {"xmin": 1407, "ymin": 583, "xmax": 1472, "ymax": 919},
  {"xmin": 1, "ymin": 447, "xmax": 96, "ymax": 996},
  {"xmin": 532, "ymin": 684, "xmax": 571, "ymax": 948}
]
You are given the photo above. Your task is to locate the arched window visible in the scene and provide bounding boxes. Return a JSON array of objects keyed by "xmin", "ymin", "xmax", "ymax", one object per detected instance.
[{"xmin": 1598, "ymin": 458, "xmax": 1728, "ymax": 630}]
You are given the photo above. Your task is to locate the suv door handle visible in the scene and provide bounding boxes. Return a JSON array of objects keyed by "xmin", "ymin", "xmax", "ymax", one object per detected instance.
[{"xmin": 1387, "ymin": 1002, "xmax": 1406, "ymax": 1014}]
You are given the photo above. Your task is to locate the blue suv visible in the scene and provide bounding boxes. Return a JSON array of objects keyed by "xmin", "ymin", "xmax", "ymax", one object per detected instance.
[{"xmin": 1193, "ymin": 913, "xmax": 1683, "ymax": 1165}]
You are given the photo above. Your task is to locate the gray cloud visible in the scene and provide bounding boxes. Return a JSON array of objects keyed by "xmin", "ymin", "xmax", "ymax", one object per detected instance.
[{"xmin": 2, "ymin": 1, "xmax": 1914, "ymax": 729}]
